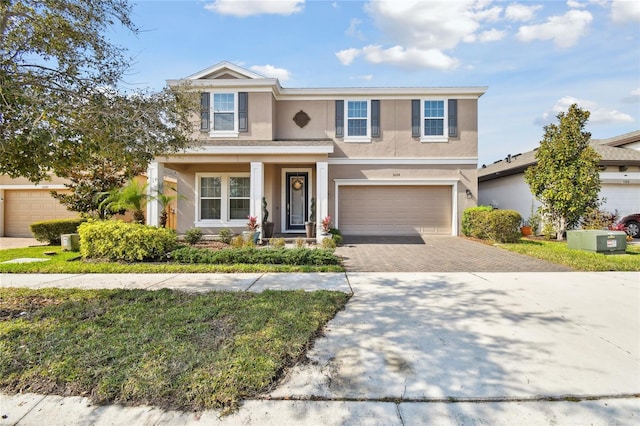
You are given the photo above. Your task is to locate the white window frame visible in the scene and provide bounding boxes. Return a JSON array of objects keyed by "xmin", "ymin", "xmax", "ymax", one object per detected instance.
[
  {"xmin": 345, "ymin": 99, "xmax": 371, "ymax": 143},
  {"xmin": 209, "ymin": 92, "xmax": 239, "ymax": 138},
  {"xmin": 420, "ymin": 98, "xmax": 448, "ymax": 143},
  {"xmin": 195, "ymin": 173, "xmax": 250, "ymax": 226}
]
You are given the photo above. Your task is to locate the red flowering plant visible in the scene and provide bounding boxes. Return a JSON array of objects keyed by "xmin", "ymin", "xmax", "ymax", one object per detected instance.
[
  {"xmin": 247, "ymin": 215, "xmax": 259, "ymax": 231},
  {"xmin": 321, "ymin": 216, "xmax": 331, "ymax": 233}
]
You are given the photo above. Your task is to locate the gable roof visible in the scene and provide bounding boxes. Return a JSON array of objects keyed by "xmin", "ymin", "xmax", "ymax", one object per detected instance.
[
  {"xmin": 478, "ymin": 130, "xmax": 640, "ymax": 182},
  {"xmin": 185, "ymin": 61, "xmax": 265, "ymax": 80}
]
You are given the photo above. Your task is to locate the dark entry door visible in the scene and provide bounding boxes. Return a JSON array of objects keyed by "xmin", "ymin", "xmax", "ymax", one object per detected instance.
[{"xmin": 286, "ymin": 172, "xmax": 308, "ymax": 231}]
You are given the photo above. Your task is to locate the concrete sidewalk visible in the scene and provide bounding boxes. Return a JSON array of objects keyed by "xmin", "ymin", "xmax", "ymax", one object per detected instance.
[{"xmin": 2, "ymin": 271, "xmax": 639, "ymax": 425}]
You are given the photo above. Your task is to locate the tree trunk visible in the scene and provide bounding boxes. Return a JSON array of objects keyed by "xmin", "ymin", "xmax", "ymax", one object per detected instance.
[{"xmin": 557, "ymin": 217, "xmax": 566, "ymax": 241}]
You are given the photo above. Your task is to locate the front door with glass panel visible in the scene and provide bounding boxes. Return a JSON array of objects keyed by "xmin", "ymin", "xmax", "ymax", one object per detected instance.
[{"xmin": 286, "ymin": 172, "xmax": 308, "ymax": 231}]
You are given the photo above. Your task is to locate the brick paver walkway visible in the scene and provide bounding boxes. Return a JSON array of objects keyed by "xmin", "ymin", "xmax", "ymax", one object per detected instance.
[{"xmin": 335, "ymin": 236, "xmax": 572, "ymax": 272}]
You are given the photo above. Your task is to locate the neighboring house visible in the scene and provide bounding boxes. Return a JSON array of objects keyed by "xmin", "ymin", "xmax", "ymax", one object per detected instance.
[
  {"xmin": 0, "ymin": 174, "xmax": 178, "ymax": 237},
  {"xmin": 478, "ymin": 130, "xmax": 640, "ymax": 222},
  {"xmin": 147, "ymin": 62, "xmax": 487, "ymax": 240}
]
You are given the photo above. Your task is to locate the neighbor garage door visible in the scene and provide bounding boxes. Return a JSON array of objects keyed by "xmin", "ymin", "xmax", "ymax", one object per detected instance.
[
  {"xmin": 338, "ymin": 185, "xmax": 452, "ymax": 235},
  {"xmin": 4, "ymin": 190, "xmax": 78, "ymax": 237}
]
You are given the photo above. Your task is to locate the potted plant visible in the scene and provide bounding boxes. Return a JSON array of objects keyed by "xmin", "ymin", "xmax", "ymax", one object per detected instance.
[
  {"xmin": 321, "ymin": 215, "xmax": 331, "ymax": 235},
  {"xmin": 520, "ymin": 219, "xmax": 532, "ymax": 236},
  {"xmin": 261, "ymin": 197, "xmax": 274, "ymax": 238},
  {"xmin": 244, "ymin": 215, "xmax": 260, "ymax": 243},
  {"xmin": 305, "ymin": 197, "xmax": 316, "ymax": 238}
]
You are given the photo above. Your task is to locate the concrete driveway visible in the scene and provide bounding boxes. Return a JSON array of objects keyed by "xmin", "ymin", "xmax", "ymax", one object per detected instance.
[
  {"xmin": 269, "ymin": 272, "xmax": 640, "ymax": 411},
  {"xmin": 335, "ymin": 236, "xmax": 572, "ymax": 272}
]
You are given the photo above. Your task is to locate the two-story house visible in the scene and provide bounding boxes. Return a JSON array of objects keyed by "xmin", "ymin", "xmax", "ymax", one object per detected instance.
[{"xmin": 147, "ymin": 62, "xmax": 486, "ymax": 241}]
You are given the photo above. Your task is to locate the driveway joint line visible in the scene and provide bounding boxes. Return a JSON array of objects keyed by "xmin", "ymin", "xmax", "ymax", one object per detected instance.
[
  {"xmin": 14, "ymin": 394, "xmax": 47, "ymax": 424},
  {"xmin": 244, "ymin": 273, "xmax": 264, "ymax": 292},
  {"xmin": 144, "ymin": 274, "xmax": 181, "ymax": 290},
  {"xmin": 259, "ymin": 393, "xmax": 640, "ymax": 404}
]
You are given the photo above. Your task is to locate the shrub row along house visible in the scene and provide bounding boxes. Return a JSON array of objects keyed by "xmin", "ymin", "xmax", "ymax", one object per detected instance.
[{"xmin": 141, "ymin": 62, "xmax": 486, "ymax": 241}]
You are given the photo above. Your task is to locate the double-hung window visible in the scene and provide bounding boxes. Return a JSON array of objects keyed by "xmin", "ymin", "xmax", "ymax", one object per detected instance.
[
  {"xmin": 347, "ymin": 100, "xmax": 369, "ymax": 141},
  {"xmin": 413, "ymin": 99, "xmax": 451, "ymax": 142},
  {"xmin": 197, "ymin": 173, "xmax": 250, "ymax": 225},
  {"xmin": 200, "ymin": 92, "xmax": 248, "ymax": 137}
]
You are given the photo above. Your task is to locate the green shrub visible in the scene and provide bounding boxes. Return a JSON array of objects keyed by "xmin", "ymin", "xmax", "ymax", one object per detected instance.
[
  {"xmin": 328, "ymin": 228, "xmax": 343, "ymax": 246},
  {"xmin": 78, "ymin": 220, "xmax": 177, "ymax": 262},
  {"xmin": 462, "ymin": 207, "xmax": 521, "ymax": 243},
  {"xmin": 231, "ymin": 235, "xmax": 244, "ymax": 248},
  {"xmin": 322, "ymin": 237, "xmax": 336, "ymax": 249},
  {"xmin": 484, "ymin": 210, "xmax": 522, "ymax": 243},
  {"xmin": 171, "ymin": 247, "xmax": 341, "ymax": 266},
  {"xmin": 269, "ymin": 237, "xmax": 286, "ymax": 248},
  {"xmin": 30, "ymin": 218, "xmax": 87, "ymax": 245},
  {"xmin": 218, "ymin": 228, "xmax": 233, "ymax": 244},
  {"xmin": 184, "ymin": 228, "xmax": 203, "ymax": 245},
  {"xmin": 461, "ymin": 205, "xmax": 493, "ymax": 237},
  {"xmin": 295, "ymin": 238, "xmax": 305, "ymax": 248},
  {"xmin": 581, "ymin": 208, "xmax": 617, "ymax": 230}
]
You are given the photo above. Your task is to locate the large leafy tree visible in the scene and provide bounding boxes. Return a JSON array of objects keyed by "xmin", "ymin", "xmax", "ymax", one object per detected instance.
[
  {"xmin": 0, "ymin": 0, "xmax": 196, "ymax": 184},
  {"xmin": 524, "ymin": 104, "xmax": 601, "ymax": 240}
]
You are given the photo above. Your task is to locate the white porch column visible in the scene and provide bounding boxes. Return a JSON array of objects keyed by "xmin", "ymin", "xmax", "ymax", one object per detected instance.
[
  {"xmin": 146, "ymin": 161, "xmax": 164, "ymax": 226},
  {"xmin": 250, "ymin": 162, "xmax": 264, "ymax": 226},
  {"xmin": 316, "ymin": 161, "xmax": 329, "ymax": 243}
]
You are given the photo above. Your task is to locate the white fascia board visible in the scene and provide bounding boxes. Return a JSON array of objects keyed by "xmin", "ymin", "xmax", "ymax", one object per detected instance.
[
  {"xmin": 329, "ymin": 157, "xmax": 477, "ymax": 165},
  {"xmin": 600, "ymin": 172, "xmax": 640, "ymax": 183},
  {"xmin": 184, "ymin": 145, "xmax": 334, "ymax": 154},
  {"xmin": 333, "ymin": 179, "xmax": 459, "ymax": 186},
  {"xmin": 167, "ymin": 78, "xmax": 280, "ymax": 93},
  {"xmin": 0, "ymin": 184, "xmax": 67, "ymax": 189},
  {"xmin": 278, "ymin": 86, "xmax": 487, "ymax": 100},
  {"xmin": 183, "ymin": 61, "xmax": 265, "ymax": 80}
]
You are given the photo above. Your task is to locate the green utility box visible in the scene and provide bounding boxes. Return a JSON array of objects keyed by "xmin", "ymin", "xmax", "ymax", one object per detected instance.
[
  {"xmin": 61, "ymin": 233, "xmax": 80, "ymax": 251},
  {"xmin": 567, "ymin": 230, "xmax": 627, "ymax": 254}
]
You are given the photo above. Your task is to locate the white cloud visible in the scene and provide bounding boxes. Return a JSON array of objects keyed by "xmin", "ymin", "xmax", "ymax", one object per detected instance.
[
  {"xmin": 567, "ymin": 0, "xmax": 585, "ymax": 8},
  {"xmin": 335, "ymin": 0, "xmax": 505, "ymax": 70},
  {"xmin": 611, "ymin": 0, "xmax": 640, "ymax": 23},
  {"xmin": 505, "ymin": 3, "xmax": 542, "ymax": 22},
  {"xmin": 204, "ymin": 0, "xmax": 304, "ymax": 17},
  {"xmin": 249, "ymin": 64, "xmax": 291, "ymax": 81},
  {"xmin": 361, "ymin": 44, "xmax": 459, "ymax": 70},
  {"xmin": 350, "ymin": 74, "xmax": 373, "ymax": 81},
  {"xmin": 622, "ymin": 88, "xmax": 640, "ymax": 104},
  {"xmin": 517, "ymin": 9, "xmax": 593, "ymax": 48},
  {"xmin": 335, "ymin": 48, "xmax": 361, "ymax": 66},
  {"xmin": 346, "ymin": 18, "xmax": 364, "ymax": 40},
  {"xmin": 478, "ymin": 28, "xmax": 505, "ymax": 42},
  {"xmin": 538, "ymin": 96, "xmax": 634, "ymax": 125}
]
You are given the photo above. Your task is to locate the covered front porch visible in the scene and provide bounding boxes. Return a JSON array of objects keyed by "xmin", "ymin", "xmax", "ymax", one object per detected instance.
[{"xmin": 146, "ymin": 141, "xmax": 333, "ymax": 243}]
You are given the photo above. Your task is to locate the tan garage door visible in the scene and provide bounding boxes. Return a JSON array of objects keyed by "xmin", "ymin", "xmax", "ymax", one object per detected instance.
[
  {"xmin": 4, "ymin": 190, "xmax": 78, "ymax": 237},
  {"xmin": 339, "ymin": 185, "xmax": 452, "ymax": 236}
]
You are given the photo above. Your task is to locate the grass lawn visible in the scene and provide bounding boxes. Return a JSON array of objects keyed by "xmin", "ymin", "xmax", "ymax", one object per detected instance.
[
  {"xmin": 499, "ymin": 238, "xmax": 640, "ymax": 271},
  {"xmin": 0, "ymin": 246, "xmax": 344, "ymax": 273},
  {"xmin": 0, "ymin": 287, "xmax": 349, "ymax": 412}
]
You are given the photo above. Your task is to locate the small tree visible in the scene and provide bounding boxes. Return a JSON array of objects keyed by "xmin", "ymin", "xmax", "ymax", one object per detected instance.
[
  {"xmin": 524, "ymin": 104, "xmax": 601, "ymax": 240},
  {"xmin": 154, "ymin": 189, "xmax": 184, "ymax": 228}
]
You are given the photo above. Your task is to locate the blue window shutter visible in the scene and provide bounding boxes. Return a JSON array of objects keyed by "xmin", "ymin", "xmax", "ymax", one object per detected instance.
[
  {"xmin": 335, "ymin": 100, "xmax": 344, "ymax": 138},
  {"xmin": 371, "ymin": 100, "xmax": 380, "ymax": 138},
  {"xmin": 411, "ymin": 99, "xmax": 420, "ymax": 138},
  {"xmin": 448, "ymin": 99, "xmax": 458, "ymax": 137},
  {"xmin": 200, "ymin": 92, "xmax": 210, "ymax": 131},
  {"xmin": 238, "ymin": 92, "xmax": 248, "ymax": 132}
]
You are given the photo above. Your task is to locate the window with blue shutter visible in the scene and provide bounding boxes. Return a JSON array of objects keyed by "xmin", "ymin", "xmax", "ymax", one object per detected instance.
[
  {"xmin": 411, "ymin": 99, "xmax": 420, "ymax": 138},
  {"xmin": 335, "ymin": 100, "xmax": 344, "ymax": 138},
  {"xmin": 238, "ymin": 92, "xmax": 248, "ymax": 132},
  {"xmin": 371, "ymin": 100, "xmax": 380, "ymax": 138},
  {"xmin": 200, "ymin": 92, "xmax": 210, "ymax": 131},
  {"xmin": 448, "ymin": 99, "xmax": 457, "ymax": 137}
]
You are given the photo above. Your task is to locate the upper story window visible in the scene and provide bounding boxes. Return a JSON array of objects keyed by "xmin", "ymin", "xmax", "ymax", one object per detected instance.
[
  {"xmin": 412, "ymin": 99, "xmax": 457, "ymax": 142},
  {"xmin": 335, "ymin": 99, "xmax": 380, "ymax": 142},
  {"xmin": 200, "ymin": 92, "xmax": 248, "ymax": 137}
]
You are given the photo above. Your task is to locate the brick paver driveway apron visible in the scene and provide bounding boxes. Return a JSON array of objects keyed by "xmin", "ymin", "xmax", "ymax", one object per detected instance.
[{"xmin": 335, "ymin": 236, "xmax": 571, "ymax": 272}]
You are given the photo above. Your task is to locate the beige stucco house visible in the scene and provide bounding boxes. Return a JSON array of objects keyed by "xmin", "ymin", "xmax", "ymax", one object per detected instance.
[{"xmin": 146, "ymin": 62, "xmax": 486, "ymax": 241}]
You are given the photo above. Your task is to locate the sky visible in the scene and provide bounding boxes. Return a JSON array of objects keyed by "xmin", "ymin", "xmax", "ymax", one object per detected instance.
[{"xmin": 110, "ymin": 0, "xmax": 640, "ymax": 166}]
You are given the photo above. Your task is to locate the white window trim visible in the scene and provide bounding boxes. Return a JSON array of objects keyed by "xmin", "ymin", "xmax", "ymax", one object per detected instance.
[
  {"xmin": 209, "ymin": 91, "xmax": 239, "ymax": 138},
  {"xmin": 420, "ymin": 98, "xmax": 448, "ymax": 143},
  {"xmin": 344, "ymin": 99, "xmax": 371, "ymax": 143},
  {"xmin": 195, "ymin": 172, "xmax": 250, "ymax": 226}
]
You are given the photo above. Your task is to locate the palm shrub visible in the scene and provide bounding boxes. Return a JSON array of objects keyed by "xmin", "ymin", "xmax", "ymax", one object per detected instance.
[{"xmin": 99, "ymin": 179, "xmax": 149, "ymax": 223}]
